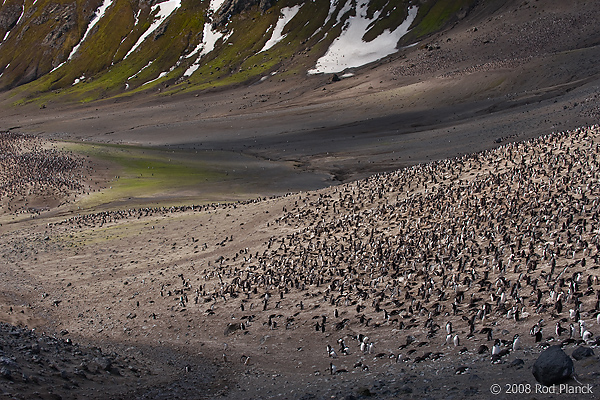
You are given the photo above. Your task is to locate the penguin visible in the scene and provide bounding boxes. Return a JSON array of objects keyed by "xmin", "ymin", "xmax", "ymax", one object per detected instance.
[
  {"xmin": 446, "ymin": 321, "xmax": 452, "ymax": 335},
  {"xmin": 327, "ymin": 344, "xmax": 337, "ymax": 358},
  {"xmin": 339, "ymin": 341, "xmax": 349, "ymax": 355},
  {"xmin": 582, "ymin": 330, "xmax": 593, "ymax": 344},
  {"xmin": 535, "ymin": 329, "xmax": 543, "ymax": 343},
  {"xmin": 579, "ymin": 320, "xmax": 586, "ymax": 338},
  {"xmin": 556, "ymin": 322, "xmax": 566, "ymax": 337},
  {"xmin": 507, "ymin": 308, "xmax": 514, "ymax": 320},
  {"xmin": 512, "ymin": 334, "xmax": 521, "ymax": 351},
  {"xmin": 453, "ymin": 334, "xmax": 460, "ymax": 347},
  {"xmin": 530, "ymin": 320, "xmax": 543, "ymax": 336},
  {"xmin": 445, "ymin": 333, "xmax": 453, "ymax": 345},
  {"xmin": 569, "ymin": 323, "xmax": 575, "ymax": 338},
  {"xmin": 492, "ymin": 339, "xmax": 501, "ymax": 355},
  {"xmin": 555, "ymin": 297, "xmax": 563, "ymax": 314}
]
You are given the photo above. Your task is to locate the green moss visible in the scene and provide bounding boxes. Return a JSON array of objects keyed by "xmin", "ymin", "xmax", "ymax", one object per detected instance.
[
  {"xmin": 401, "ymin": 0, "xmax": 477, "ymax": 43},
  {"xmin": 62, "ymin": 142, "xmax": 229, "ymax": 209},
  {"xmin": 363, "ymin": 0, "xmax": 410, "ymax": 42},
  {"xmin": 13, "ymin": 0, "xmax": 208, "ymax": 103},
  {"xmin": 3, "ymin": 0, "xmax": 480, "ymax": 104}
]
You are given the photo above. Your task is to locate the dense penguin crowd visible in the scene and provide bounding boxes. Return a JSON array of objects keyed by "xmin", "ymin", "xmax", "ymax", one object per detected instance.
[
  {"xmin": 2, "ymin": 125, "xmax": 600, "ymax": 399},
  {"xmin": 0, "ymin": 132, "xmax": 87, "ymax": 213},
  {"xmin": 192, "ymin": 125, "xmax": 600, "ymax": 360},
  {"xmin": 79, "ymin": 124, "xmax": 598, "ymax": 383}
]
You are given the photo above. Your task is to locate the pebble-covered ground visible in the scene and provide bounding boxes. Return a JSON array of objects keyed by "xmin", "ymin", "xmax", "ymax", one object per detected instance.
[{"xmin": 1, "ymin": 125, "xmax": 600, "ymax": 399}]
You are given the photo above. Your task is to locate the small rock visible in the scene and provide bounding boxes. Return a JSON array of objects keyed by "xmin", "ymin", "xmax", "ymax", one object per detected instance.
[
  {"xmin": 396, "ymin": 385, "xmax": 412, "ymax": 394},
  {"xmin": 455, "ymin": 366, "xmax": 470, "ymax": 374},
  {"xmin": 532, "ymin": 345, "xmax": 574, "ymax": 386},
  {"xmin": 572, "ymin": 346, "xmax": 594, "ymax": 361},
  {"xmin": 73, "ymin": 368, "xmax": 87, "ymax": 378},
  {"xmin": 93, "ymin": 356, "xmax": 112, "ymax": 371},
  {"xmin": 477, "ymin": 345, "xmax": 489, "ymax": 354},
  {"xmin": 0, "ymin": 366, "xmax": 12, "ymax": 380},
  {"xmin": 463, "ymin": 386, "xmax": 479, "ymax": 395},
  {"xmin": 509, "ymin": 359, "xmax": 524, "ymax": 369},
  {"xmin": 0, "ymin": 356, "xmax": 18, "ymax": 368},
  {"xmin": 224, "ymin": 323, "xmax": 242, "ymax": 336}
]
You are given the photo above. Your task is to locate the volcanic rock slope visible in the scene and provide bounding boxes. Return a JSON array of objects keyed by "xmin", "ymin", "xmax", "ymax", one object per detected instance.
[{"xmin": 0, "ymin": 0, "xmax": 477, "ymax": 101}]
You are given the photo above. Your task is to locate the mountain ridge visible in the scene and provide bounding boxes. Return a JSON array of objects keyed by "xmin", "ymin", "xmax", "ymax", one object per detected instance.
[{"xmin": 0, "ymin": 0, "xmax": 477, "ymax": 104}]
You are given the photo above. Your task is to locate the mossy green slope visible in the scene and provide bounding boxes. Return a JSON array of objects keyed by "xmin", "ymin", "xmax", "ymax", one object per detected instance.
[{"xmin": 0, "ymin": 0, "xmax": 478, "ymax": 104}]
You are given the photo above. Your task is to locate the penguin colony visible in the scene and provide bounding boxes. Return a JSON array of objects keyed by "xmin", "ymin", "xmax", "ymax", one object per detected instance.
[
  {"xmin": 42, "ymin": 125, "xmax": 600, "ymax": 373},
  {"xmin": 161, "ymin": 125, "xmax": 600, "ymax": 372}
]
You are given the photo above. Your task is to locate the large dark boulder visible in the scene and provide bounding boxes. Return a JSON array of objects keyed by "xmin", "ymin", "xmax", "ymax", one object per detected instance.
[
  {"xmin": 572, "ymin": 346, "xmax": 594, "ymax": 361},
  {"xmin": 532, "ymin": 345, "xmax": 574, "ymax": 386}
]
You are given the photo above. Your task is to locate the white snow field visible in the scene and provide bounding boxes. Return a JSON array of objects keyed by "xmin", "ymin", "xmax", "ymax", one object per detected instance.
[
  {"xmin": 67, "ymin": 0, "xmax": 115, "ymax": 61},
  {"xmin": 259, "ymin": 5, "xmax": 302, "ymax": 53},
  {"xmin": 308, "ymin": 1, "xmax": 418, "ymax": 74},
  {"xmin": 125, "ymin": 0, "xmax": 182, "ymax": 59}
]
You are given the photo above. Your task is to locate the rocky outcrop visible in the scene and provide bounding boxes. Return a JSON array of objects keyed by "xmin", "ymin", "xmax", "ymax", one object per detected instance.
[
  {"xmin": 532, "ymin": 346, "xmax": 574, "ymax": 386},
  {"xmin": 212, "ymin": 0, "xmax": 278, "ymax": 28},
  {"xmin": 0, "ymin": 322, "xmax": 151, "ymax": 398},
  {"xmin": 0, "ymin": 2, "xmax": 23, "ymax": 38},
  {"xmin": 572, "ymin": 346, "xmax": 594, "ymax": 361},
  {"xmin": 38, "ymin": 2, "xmax": 78, "ymax": 48}
]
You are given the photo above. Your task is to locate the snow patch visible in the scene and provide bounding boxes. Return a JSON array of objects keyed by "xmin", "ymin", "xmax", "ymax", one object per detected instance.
[
  {"xmin": 72, "ymin": 75, "xmax": 85, "ymax": 85},
  {"xmin": 326, "ymin": 0, "xmax": 340, "ymax": 26},
  {"xmin": 183, "ymin": 27, "xmax": 233, "ymax": 77},
  {"xmin": 14, "ymin": 4, "xmax": 24, "ymax": 27},
  {"xmin": 308, "ymin": 3, "xmax": 418, "ymax": 74},
  {"xmin": 142, "ymin": 64, "xmax": 176, "ymax": 86},
  {"xmin": 127, "ymin": 61, "xmax": 153, "ymax": 81},
  {"xmin": 0, "ymin": 63, "xmax": 9, "ymax": 78},
  {"xmin": 310, "ymin": 0, "xmax": 343, "ymax": 39},
  {"xmin": 67, "ymin": 0, "xmax": 115, "ymax": 61},
  {"xmin": 259, "ymin": 5, "xmax": 301, "ymax": 53},
  {"xmin": 336, "ymin": 0, "xmax": 354, "ymax": 25},
  {"xmin": 2, "ymin": 4, "xmax": 24, "ymax": 43},
  {"xmin": 124, "ymin": 0, "xmax": 182, "ymax": 59},
  {"xmin": 209, "ymin": 0, "xmax": 227, "ymax": 14},
  {"xmin": 188, "ymin": 23, "xmax": 224, "ymax": 59},
  {"xmin": 183, "ymin": 63, "xmax": 200, "ymax": 77}
]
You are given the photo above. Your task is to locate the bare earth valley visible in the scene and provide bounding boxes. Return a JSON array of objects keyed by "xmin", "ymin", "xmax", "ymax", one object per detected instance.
[{"xmin": 1, "ymin": 0, "xmax": 600, "ymax": 399}]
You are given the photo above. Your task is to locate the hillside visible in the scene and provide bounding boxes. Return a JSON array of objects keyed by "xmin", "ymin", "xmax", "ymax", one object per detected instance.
[
  {"xmin": 0, "ymin": 0, "xmax": 479, "ymax": 103},
  {"xmin": 1, "ymin": 124, "xmax": 600, "ymax": 399},
  {"xmin": 1, "ymin": 0, "xmax": 600, "ymax": 398}
]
